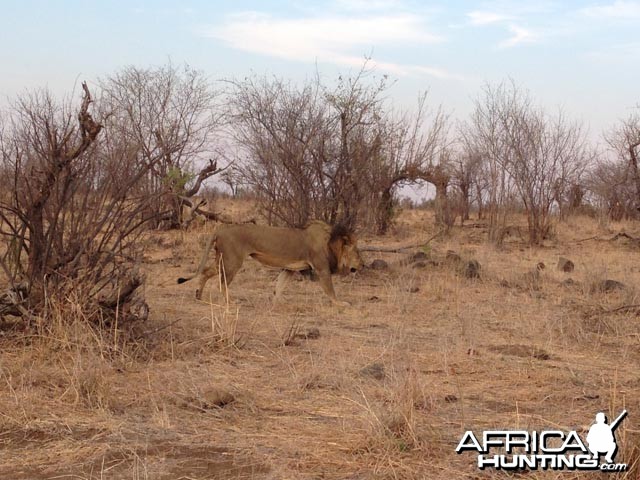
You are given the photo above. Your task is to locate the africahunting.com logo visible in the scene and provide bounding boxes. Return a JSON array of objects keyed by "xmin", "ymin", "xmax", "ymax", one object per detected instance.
[{"xmin": 456, "ymin": 410, "xmax": 628, "ymax": 472}]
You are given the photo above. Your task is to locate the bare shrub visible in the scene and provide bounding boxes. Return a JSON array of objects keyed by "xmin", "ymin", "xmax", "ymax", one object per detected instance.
[
  {"xmin": 366, "ymin": 94, "xmax": 450, "ymax": 233},
  {"xmin": 463, "ymin": 80, "xmax": 591, "ymax": 244},
  {"xmin": 0, "ymin": 83, "xmax": 152, "ymax": 327},
  {"xmin": 449, "ymin": 148, "xmax": 483, "ymax": 223},
  {"xmin": 607, "ymin": 110, "xmax": 640, "ymax": 208},
  {"xmin": 99, "ymin": 63, "xmax": 224, "ymax": 229},
  {"xmin": 589, "ymin": 109, "xmax": 640, "ymax": 220},
  {"xmin": 587, "ymin": 159, "xmax": 635, "ymax": 221},
  {"xmin": 227, "ymin": 65, "xmax": 449, "ymax": 231}
]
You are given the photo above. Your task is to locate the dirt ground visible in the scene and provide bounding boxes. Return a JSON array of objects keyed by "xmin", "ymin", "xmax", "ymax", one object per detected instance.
[{"xmin": 1, "ymin": 201, "xmax": 639, "ymax": 479}]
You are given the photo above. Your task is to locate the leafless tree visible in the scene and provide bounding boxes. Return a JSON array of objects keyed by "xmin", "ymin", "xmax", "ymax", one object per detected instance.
[
  {"xmin": 605, "ymin": 109, "xmax": 640, "ymax": 212},
  {"xmin": 464, "ymin": 81, "xmax": 591, "ymax": 244},
  {"xmin": 449, "ymin": 145, "xmax": 483, "ymax": 223},
  {"xmin": 324, "ymin": 69, "xmax": 391, "ymax": 227},
  {"xmin": 99, "ymin": 63, "xmax": 223, "ymax": 228},
  {"xmin": 227, "ymin": 73, "xmax": 332, "ymax": 226},
  {"xmin": 365, "ymin": 93, "xmax": 450, "ymax": 233},
  {"xmin": 227, "ymin": 66, "xmax": 450, "ymax": 232},
  {"xmin": 462, "ymin": 84, "xmax": 515, "ymax": 240},
  {"xmin": 587, "ymin": 155, "xmax": 637, "ymax": 220},
  {"xmin": 0, "ymin": 83, "xmax": 155, "ymax": 324}
]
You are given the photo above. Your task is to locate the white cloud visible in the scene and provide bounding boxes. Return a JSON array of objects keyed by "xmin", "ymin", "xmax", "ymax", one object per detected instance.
[
  {"xmin": 209, "ymin": 12, "xmax": 443, "ymax": 57},
  {"xmin": 332, "ymin": 0, "xmax": 404, "ymax": 12},
  {"xmin": 204, "ymin": 12, "xmax": 463, "ymax": 80},
  {"xmin": 465, "ymin": 9, "xmax": 543, "ymax": 48},
  {"xmin": 499, "ymin": 24, "xmax": 539, "ymax": 48},
  {"xmin": 467, "ymin": 11, "xmax": 513, "ymax": 26},
  {"xmin": 581, "ymin": 1, "xmax": 640, "ymax": 18}
]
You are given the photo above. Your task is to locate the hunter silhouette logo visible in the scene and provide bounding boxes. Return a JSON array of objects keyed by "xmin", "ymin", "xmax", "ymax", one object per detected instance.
[
  {"xmin": 456, "ymin": 410, "xmax": 628, "ymax": 472},
  {"xmin": 587, "ymin": 410, "xmax": 627, "ymax": 464}
]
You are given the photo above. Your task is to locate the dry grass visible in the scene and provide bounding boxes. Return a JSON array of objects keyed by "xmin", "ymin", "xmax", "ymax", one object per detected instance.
[{"xmin": 1, "ymin": 204, "xmax": 640, "ymax": 479}]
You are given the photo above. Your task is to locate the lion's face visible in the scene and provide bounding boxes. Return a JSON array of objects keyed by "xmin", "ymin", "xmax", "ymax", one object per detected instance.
[{"xmin": 336, "ymin": 234, "xmax": 364, "ymax": 275}]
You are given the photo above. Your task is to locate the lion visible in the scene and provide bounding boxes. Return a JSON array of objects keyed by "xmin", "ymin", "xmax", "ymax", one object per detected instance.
[{"xmin": 177, "ymin": 221, "xmax": 364, "ymax": 306}]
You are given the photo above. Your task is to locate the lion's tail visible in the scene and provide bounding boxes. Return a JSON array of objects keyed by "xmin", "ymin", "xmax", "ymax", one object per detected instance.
[{"xmin": 176, "ymin": 233, "xmax": 217, "ymax": 284}]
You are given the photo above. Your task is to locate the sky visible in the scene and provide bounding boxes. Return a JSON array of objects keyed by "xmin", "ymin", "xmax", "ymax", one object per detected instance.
[{"xmin": 1, "ymin": 0, "xmax": 639, "ymax": 144}]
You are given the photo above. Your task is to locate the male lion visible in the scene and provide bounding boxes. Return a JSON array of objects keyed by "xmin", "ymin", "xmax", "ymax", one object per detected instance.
[{"xmin": 177, "ymin": 221, "xmax": 363, "ymax": 306}]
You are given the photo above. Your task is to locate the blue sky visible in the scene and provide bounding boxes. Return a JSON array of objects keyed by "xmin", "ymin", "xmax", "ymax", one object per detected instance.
[{"xmin": 1, "ymin": 0, "xmax": 639, "ymax": 139}]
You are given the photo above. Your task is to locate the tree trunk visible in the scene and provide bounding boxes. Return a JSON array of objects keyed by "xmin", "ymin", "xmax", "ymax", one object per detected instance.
[
  {"xmin": 376, "ymin": 187, "xmax": 394, "ymax": 235},
  {"xmin": 434, "ymin": 180, "xmax": 451, "ymax": 227},
  {"xmin": 475, "ymin": 183, "xmax": 484, "ymax": 220},
  {"xmin": 460, "ymin": 183, "xmax": 470, "ymax": 222},
  {"xmin": 25, "ymin": 82, "xmax": 102, "ymax": 300},
  {"xmin": 629, "ymin": 142, "xmax": 640, "ymax": 208}
]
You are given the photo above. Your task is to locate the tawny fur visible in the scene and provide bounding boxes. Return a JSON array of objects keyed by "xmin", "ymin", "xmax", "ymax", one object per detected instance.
[{"xmin": 177, "ymin": 221, "xmax": 363, "ymax": 306}]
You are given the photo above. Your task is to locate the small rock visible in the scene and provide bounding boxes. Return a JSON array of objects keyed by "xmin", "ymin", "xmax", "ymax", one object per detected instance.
[
  {"xmin": 533, "ymin": 350, "xmax": 551, "ymax": 361},
  {"xmin": 409, "ymin": 251, "xmax": 428, "ymax": 262},
  {"xmin": 536, "ymin": 262, "xmax": 546, "ymax": 271},
  {"xmin": 597, "ymin": 279, "xmax": 626, "ymax": 293},
  {"xmin": 557, "ymin": 257, "xmax": 575, "ymax": 273},
  {"xmin": 444, "ymin": 394, "xmax": 458, "ymax": 403},
  {"xmin": 446, "ymin": 250, "xmax": 461, "ymax": 263},
  {"xmin": 413, "ymin": 260, "xmax": 439, "ymax": 269},
  {"xmin": 462, "ymin": 260, "xmax": 481, "ymax": 279},
  {"xmin": 305, "ymin": 327, "xmax": 321, "ymax": 339},
  {"xmin": 294, "ymin": 327, "xmax": 321, "ymax": 340},
  {"xmin": 524, "ymin": 268, "xmax": 540, "ymax": 281},
  {"xmin": 201, "ymin": 388, "xmax": 235, "ymax": 409},
  {"xmin": 359, "ymin": 362, "xmax": 386, "ymax": 380},
  {"xmin": 369, "ymin": 259, "xmax": 389, "ymax": 270},
  {"xmin": 523, "ymin": 269, "xmax": 541, "ymax": 290}
]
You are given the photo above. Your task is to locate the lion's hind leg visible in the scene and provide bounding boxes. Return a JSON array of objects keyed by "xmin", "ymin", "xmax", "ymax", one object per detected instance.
[
  {"xmin": 196, "ymin": 262, "xmax": 219, "ymax": 300},
  {"xmin": 197, "ymin": 251, "xmax": 243, "ymax": 303},
  {"xmin": 274, "ymin": 270, "xmax": 296, "ymax": 302}
]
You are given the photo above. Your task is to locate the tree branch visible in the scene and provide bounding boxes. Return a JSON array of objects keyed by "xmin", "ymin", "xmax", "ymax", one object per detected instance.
[{"xmin": 183, "ymin": 158, "xmax": 221, "ymax": 197}]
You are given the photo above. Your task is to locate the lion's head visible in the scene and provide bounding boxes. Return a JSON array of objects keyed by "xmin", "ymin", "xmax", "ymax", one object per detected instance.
[{"xmin": 328, "ymin": 224, "xmax": 364, "ymax": 275}]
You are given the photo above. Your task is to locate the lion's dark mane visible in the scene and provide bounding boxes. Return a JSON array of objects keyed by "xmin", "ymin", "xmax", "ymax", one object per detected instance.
[{"xmin": 328, "ymin": 223, "xmax": 352, "ymax": 274}]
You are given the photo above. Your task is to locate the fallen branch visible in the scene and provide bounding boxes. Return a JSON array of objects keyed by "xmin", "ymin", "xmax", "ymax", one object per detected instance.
[
  {"xmin": 603, "ymin": 304, "xmax": 640, "ymax": 314},
  {"xmin": 98, "ymin": 273, "xmax": 144, "ymax": 310},
  {"xmin": 572, "ymin": 235, "xmax": 600, "ymax": 243},
  {"xmin": 138, "ymin": 316, "xmax": 183, "ymax": 338},
  {"xmin": 0, "ymin": 285, "xmax": 35, "ymax": 321},
  {"xmin": 609, "ymin": 232, "xmax": 638, "ymax": 242},
  {"xmin": 178, "ymin": 195, "xmax": 255, "ymax": 224},
  {"xmin": 194, "ymin": 206, "xmax": 233, "ymax": 223},
  {"xmin": 360, "ymin": 230, "xmax": 443, "ymax": 253}
]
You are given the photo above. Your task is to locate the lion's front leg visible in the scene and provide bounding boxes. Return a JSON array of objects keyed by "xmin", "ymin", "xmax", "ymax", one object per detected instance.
[{"xmin": 316, "ymin": 270, "xmax": 350, "ymax": 307}]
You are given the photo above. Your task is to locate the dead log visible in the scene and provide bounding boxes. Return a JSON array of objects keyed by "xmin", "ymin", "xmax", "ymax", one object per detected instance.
[
  {"xmin": 359, "ymin": 230, "xmax": 443, "ymax": 253},
  {"xmin": 0, "ymin": 284, "xmax": 34, "ymax": 320},
  {"xmin": 610, "ymin": 232, "xmax": 638, "ymax": 241},
  {"xmin": 98, "ymin": 272, "xmax": 144, "ymax": 310}
]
